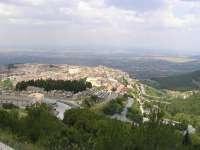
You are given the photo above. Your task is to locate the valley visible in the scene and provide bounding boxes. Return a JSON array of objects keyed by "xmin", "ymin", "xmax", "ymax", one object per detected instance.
[
  {"xmin": 1, "ymin": 0, "xmax": 200, "ymax": 148},
  {"xmin": 148, "ymin": 70, "xmax": 200, "ymax": 91},
  {"xmin": 0, "ymin": 63, "xmax": 200, "ymax": 149}
]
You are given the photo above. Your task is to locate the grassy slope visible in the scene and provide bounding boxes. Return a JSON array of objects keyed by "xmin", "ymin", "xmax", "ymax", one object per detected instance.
[
  {"xmin": 0, "ymin": 129, "xmax": 43, "ymax": 150},
  {"xmin": 145, "ymin": 86, "xmax": 164, "ymax": 97},
  {"xmin": 141, "ymin": 85, "xmax": 200, "ymax": 145},
  {"xmin": 161, "ymin": 92, "xmax": 200, "ymax": 144}
]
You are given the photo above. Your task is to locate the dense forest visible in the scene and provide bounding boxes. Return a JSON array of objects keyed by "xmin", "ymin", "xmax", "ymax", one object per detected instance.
[
  {"xmin": 0, "ymin": 104, "xmax": 198, "ymax": 150},
  {"xmin": 15, "ymin": 79, "xmax": 92, "ymax": 93}
]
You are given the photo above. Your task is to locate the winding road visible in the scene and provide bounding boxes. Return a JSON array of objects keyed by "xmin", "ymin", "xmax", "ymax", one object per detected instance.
[
  {"xmin": 111, "ymin": 97, "xmax": 134, "ymax": 123},
  {"xmin": 44, "ymin": 98, "xmax": 80, "ymax": 120}
]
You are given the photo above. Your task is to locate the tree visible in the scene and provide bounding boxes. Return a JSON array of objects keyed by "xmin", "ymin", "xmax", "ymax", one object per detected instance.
[
  {"xmin": 122, "ymin": 77, "xmax": 128, "ymax": 87},
  {"xmin": 15, "ymin": 79, "xmax": 92, "ymax": 93},
  {"xmin": 148, "ymin": 106, "xmax": 164, "ymax": 124},
  {"xmin": 182, "ymin": 130, "xmax": 192, "ymax": 146}
]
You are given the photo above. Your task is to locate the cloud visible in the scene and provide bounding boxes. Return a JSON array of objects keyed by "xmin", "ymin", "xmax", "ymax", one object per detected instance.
[
  {"xmin": 0, "ymin": 0, "xmax": 47, "ymax": 6},
  {"xmin": 0, "ymin": 0, "xmax": 199, "ymax": 52},
  {"xmin": 0, "ymin": 3, "xmax": 20, "ymax": 17},
  {"xmin": 0, "ymin": 0, "xmax": 199, "ymax": 28},
  {"xmin": 105, "ymin": 0, "xmax": 165, "ymax": 12},
  {"xmin": 60, "ymin": 1, "xmax": 145, "ymax": 29}
]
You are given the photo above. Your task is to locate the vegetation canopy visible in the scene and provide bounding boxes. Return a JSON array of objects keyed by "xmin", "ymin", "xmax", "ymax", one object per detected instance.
[
  {"xmin": 15, "ymin": 79, "xmax": 92, "ymax": 93},
  {"xmin": 0, "ymin": 104, "xmax": 197, "ymax": 150}
]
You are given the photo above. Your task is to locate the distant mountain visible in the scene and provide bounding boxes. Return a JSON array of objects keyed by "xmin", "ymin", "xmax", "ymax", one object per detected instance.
[{"xmin": 150, "ymin": 70, "xmax": 200, "ymax": 91}]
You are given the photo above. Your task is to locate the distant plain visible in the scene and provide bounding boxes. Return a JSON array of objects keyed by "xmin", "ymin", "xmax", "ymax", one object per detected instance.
[{"xmin": 0, "ymin": 50, "xmax": 200, "ymax": 79}]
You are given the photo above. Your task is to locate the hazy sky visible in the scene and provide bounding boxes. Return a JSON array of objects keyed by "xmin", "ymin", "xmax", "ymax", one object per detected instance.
[{"xmin": 0, "ymin": 0, "xmax": 200, "ymax": 53}]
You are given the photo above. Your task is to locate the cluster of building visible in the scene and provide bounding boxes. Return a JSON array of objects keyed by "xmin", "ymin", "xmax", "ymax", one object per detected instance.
[
  {"xmin": 1, "ymin": 64, "xmax": 137, "ymax": 95},
  {"xmin": 88, "ymin": 88, "xmax": 112, "ymax": 99}
]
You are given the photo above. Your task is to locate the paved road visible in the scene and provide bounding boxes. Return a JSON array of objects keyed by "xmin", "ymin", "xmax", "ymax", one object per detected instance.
[
  {"xmin": 0, "ymin": 142, "xmax": 14, "ymax": 150},
  {"xmin": 44, "ymin": 98, "xmax": 80, "ymax": 120},
  {"xmin": 91, "ymin": 92, "xmax": 118, "ymax": 111},
  {"xmin": 111, "ymin": 97, "xmax": 134, "ymax": 123}
]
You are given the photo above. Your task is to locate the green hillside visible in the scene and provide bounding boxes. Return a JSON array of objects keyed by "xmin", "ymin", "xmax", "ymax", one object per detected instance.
[
  {"xmin": 0, "ymin": 104, "xmax": 196, "ymax": 150},
  {"xmin": 151, "ymin": 70, "xmax": 200, "ymax": 91}
]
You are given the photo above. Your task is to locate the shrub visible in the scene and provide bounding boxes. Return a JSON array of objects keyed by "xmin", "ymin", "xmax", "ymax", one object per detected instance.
[{"xmin": 2, "ymin": 103, "xmax": 19, "ymax": 109}]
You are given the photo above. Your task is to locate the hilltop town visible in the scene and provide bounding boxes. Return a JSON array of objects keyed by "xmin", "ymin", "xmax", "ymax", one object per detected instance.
[
  {"xmin": 1, "ymin": 64, "xmax": 136, "ymax": 92},
  {"xmin": 0, "ymin": 64, "xmax": 197, "ymax": 126},
  {"xmin": 0, "ymin": 64, "xmax": 138, "ymax": 111}
]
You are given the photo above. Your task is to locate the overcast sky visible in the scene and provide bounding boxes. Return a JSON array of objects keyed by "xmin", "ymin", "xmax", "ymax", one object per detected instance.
[{"xmin": 0, "ymin": 0, "xmax": 200, "ymax": 53}]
